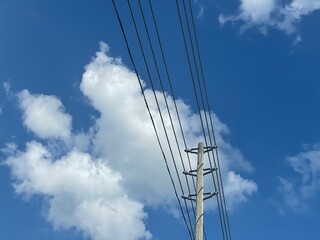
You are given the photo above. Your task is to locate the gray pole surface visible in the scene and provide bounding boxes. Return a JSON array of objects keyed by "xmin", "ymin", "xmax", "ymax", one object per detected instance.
[{"xmin": 195, "ymin": 142, "xmax": 204, "ymax": 240}]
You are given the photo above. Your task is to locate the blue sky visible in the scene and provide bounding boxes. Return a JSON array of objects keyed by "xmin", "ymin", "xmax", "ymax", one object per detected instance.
[{"xmin": 1, "ymin": 0, "xmax": 320, "ymax": 239}]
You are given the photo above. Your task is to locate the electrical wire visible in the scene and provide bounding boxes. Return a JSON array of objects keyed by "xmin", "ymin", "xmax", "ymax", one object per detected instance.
[
  {"xmin": 112, "ymin": 1, "xmax": 232, "ymax": 239},
  {"xmin": 185, "ymin": 0, "xmax": 232, "ymax": 239},
  {"xmin": 133, "ymin": 0, "xmax": 196, "ymax": 236},
  {"xmin": 144, "ymin": 1, "xmax": 215, "ymax": 239},
  {"xmin": 136, "ymin": 1, "xmax": 198, "ymax": 237},
  {"xmin": 111, "ymin": 1, "xmax": 193, "ymax": 239},
  {"xmin": 146, "ymin": 1, "xmax": 212, "ymax": 239},
  {"xmin": 126, "ymin": 0, "xmax": 197, "ymax": 238},
  {"xmin": 181, "ymin": 0, "xmax": 231, "ymax": 238},
  {"xmin": 175, "ymin": 0, "xmax": 229, "ymax": 239}
]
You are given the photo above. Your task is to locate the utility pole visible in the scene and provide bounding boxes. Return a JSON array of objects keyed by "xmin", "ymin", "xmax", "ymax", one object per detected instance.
[
  {"xmin": 183, "ymin": 142, "xmax": 218, "ymax": 240},
  {"xmin": 195, "ymin": 142, "xmax": 204, "ymax": 240}
]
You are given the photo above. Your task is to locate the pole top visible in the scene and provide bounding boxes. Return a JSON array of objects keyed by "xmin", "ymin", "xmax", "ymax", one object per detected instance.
[{"xmin": 198, "ymin": 142, "xmax": 204, "ymax": 148}]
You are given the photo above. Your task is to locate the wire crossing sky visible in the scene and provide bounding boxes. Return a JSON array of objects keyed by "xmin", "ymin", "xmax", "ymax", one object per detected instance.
[
  {"xmin": 1, "ymin": 0, "xmax": 320, "ymax": 240},
  {"xmin": 112, "ymin": 0, "xmax": 232, "ymax": 239}
]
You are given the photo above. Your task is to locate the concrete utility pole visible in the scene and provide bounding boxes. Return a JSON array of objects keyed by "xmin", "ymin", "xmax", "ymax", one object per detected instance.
[
  {"xmin": 195, "ymin": 142, "xmax": 204, "ymax": 240},
  {"xmin": 183, "ymin": 142, "xmax": 217, "ymax": 240}
]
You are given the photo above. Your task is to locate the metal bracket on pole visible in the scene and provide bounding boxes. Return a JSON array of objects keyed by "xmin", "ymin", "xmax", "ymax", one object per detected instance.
[
  {"xmin": 203, "ymin": 167, "xmax": 218, "ymax": 175},
  {"xmin": 185, "ymin": 145, "xmax": 217, "ymax": 154},
  {"xmin": 182, "ymin": 191, "xmax": 218, "ymax": 202},
  {"xmin": 183, "ymin": 167, "xmax": 218, "ymax": 177},
  {"xmin": 182, "ymin": 170, "xmax": 197, "ymax": 177},
  {"xmin": 182, "ymin": 194, "xmax": 197, "ymax": 202},
  {"xmin": 203, "ymin": 191, "xmax": 219, "ymax": 200}
]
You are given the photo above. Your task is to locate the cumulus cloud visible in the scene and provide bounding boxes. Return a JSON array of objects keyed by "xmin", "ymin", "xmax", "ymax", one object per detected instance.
[
  {"xmin": 4, "ymin": 141, "xmax": 151, "ymax": 240},
  {"xmin": 3, "ymin": 42, "xmax": 257, "ymax": 239},
  {"xmin": 278, "ymin": 143, "xmax": 320, "ymax": 213},
  {"xmin": 240, "ymin": 0, "xmax": 276, "ymax": 23},
  {"xmin": 224, "ymin": 171, "xmax": 257, "ymax": 208},
  {"xmin": 220, "ymin": 0, "xmax": 320, "ymax": 34},
  {"xmin": 80, "ymin": 42, "xmax": 257, "ymax": 208},
  {"xmin": 18, "ymin": 90, "xmax": 72, "ymax": 140}
]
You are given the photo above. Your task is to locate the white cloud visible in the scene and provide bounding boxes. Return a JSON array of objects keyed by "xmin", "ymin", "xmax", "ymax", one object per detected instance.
[
  {"xmin": 220, "ymin": 0, "xmax": 320, "ymax": 34},
  {"xmin": 80, "ymin": 42, "xmax": 256, "ymax": 208},
  {"xmin": 240, "ymin": 0, "xmax": 276, "ymax": 23},
  {"xmin": 18, "ymin": 90, "xmax": 72, "ymax": 140},
  {"xmin": 225, "ymin": 171, "xmax": 257, "ymax": 208},
  {"xmin": 4, "ymin": 141, "xmax": 151, "ymax": 240},
  {"xmin": 1, "ymin": 142, "xmax": 17, "ymax": 155},
  {"xmin": 278, "ymin": 177, "xmax": 301, "ymax": 210},
  {"xmin": 278, "ymin": 143, "xmax": 320, "ymax": 213},
  {"xmin": 3, "ymin": 42, "xmax": 257, "ymax": 239}
]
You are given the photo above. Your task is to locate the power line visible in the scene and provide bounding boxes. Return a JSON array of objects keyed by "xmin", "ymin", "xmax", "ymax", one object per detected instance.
[
  {"xmin": 112, "ymin": 1, "xmax": 232, "ymax": 239},
  {"xmin": 111, "ymin": 1, "xmax": 193, "ymax": 239},
  {"xmin": 184, "ymin": 0, "xmax": 232, "ymax": 238},
  {"xmin": 174, "ymin": 1, "xmax": 229, "ymax": 240},
  {"xmin": 133, "ymin": 0, "xmax": 195, "ymax": 236},
  {"xmin": 125, "ymin": 0, "xmax": 197, "ymax": 237},
  {"xmin": 136, "ymin": 0, "xmax": 199, "ymax": 235},
  {"xmin": 181, "ymin": 0, "xmax": 232, "ymax": 238},
  {"xmin": 176, "ymin": 0, "xmax": 234, "ymax": 239},
  {"xmin": 143, "ymin": 1, "xmax": 215, "ymax": 239}
]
